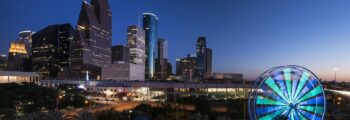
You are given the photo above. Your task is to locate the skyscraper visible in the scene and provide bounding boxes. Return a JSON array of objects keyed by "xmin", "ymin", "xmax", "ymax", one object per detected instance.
[
  {"xmin": 71, "ymin": 0, "xmax": 112, "ymax": 79},
  {"xmin": 7, "ymin": 42, "xmax": 28, "ymax": 71},
  {"xmin": 155, "ymin": 38, "xmax": 169, "ymax": 80},
  {"xmin": 143, "ymin": 13, "xmax": 158, "ymax": 79},
  {"xmin": 157, "ymin": 38, "xmax": 168, "ymax": 60},
  {"xmin": 32, "ymin": 24, "xmax": 74, "ymax": 79},
  {"xmin": 167, "ymin": 62, "xmax": 172, "ymax": 76},
  {"xmin": 176, "ymin": 59, "xmax": 181, "ymax": 76},
  {"xmin": 194, "ymin": 37, "xmax": 207, "ymax": 81},
  {"xmin": 112, "ymin": 45, "xmax": 129, "ymax": 63},
  {"xmin": 206, "ymin": 48, "xmax": 212, "ymax": 78},
  {"xmin": 0, "ymin": 54, "xmax": 7, "ymax": 71},
  {"xmin": 178, "ymin": 54, "xmax": 197, "ymax": 82},
  {"xmin": 127, "ymin": 25, "xmax": 145, "ymax": 65},
  {"xmin": 18, "ymin": 30, "xmax": 34, "ymax": 56}
]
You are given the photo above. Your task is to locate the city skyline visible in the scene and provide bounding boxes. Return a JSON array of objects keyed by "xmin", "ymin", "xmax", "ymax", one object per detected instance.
[{"xmin": 1, "ymin": 0, "xmax": 350, "ymax": 81}]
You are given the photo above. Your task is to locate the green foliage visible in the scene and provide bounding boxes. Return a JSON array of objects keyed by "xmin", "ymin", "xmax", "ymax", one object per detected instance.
[
  {"xmin": 0, "ymin": 83, "xmax": 58, "ymax": 119},
  {"xmin": 95, "ymin": 109, "xmax": 129, "ymax": 120},
  {"xmin": 0, "ymin": 83, "xmax": 88, "ymax": 119},
  {"xmin": 227, "ymin": 99, "xmax": 248, "ymax": 119},
  {"xmin": 60, "ymin": 88, "xmax": 87, "ymax": 108}
]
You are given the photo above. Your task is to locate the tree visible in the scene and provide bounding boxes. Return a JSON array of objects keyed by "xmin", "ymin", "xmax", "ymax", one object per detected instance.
[
  {"xmin": 63, "ymin": 112, "xmax": 95, "ymax": 120},
  {"xmin": 193, "ymin": 96, "xmax": 212, "ymax": 114},
  {"xmin": 95, "ymin": 109, "xmax": 129, "ymax": 120}
]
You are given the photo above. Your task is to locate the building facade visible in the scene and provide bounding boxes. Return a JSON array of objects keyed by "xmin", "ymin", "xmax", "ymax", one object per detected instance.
[
  {"xmin": 194, "ymin": 37, "xmax": 207, "ymax": 80},
  {"xmin": 127, "ymin": 25, "xmax": 146, "ymax": 65},
  {"xmin": 206, "ymin": 48, "xmax": 212, "ymax": 78},
  {"xmin": 0, "ymin": 54, "xmax": 7, "ymax": 71},
  {"xmin": 18, "ymin": 30, "xmax": 34, "ymax": 56},
  {"xmin": 112, "ymin": 45, "xmax": 129, "ymax": 63},
  {"xmin": 32, "ymin": 24, "xmax": 74, "ymax": 79},
  {"xmin": 143, "ymin": 13, "xmax": 158, "ymax": 79},
  {"xmin": 157, "ymin": 38, "xmax": 167, "ymax": 59},
  {"xmin": 102, "ymin": 61, "xmax": 145, "ymax": 81},
  {"xmin": 177, "ymin": 54, "xmax": 197, "ymax": 82},
  {"xmin": 0, "ymin": 71, "xmax": 39, "ymax": 84},
  {"xmin": 71, "ymin": 0, "xmax": 112, "ymax": 79},
  {"xmin": 155, "ymin": 38, "xmax": 170, "ymax": 80},
  {"xmin": 7, "ymin": 42, "xmax": 28, "ymax": 71},
  {"xmin": 211, "ymin": 73, "xmax": 243, "ymax": 83}
]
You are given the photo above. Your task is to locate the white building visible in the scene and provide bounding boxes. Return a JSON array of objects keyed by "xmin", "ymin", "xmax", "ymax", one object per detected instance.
[
  {"xmin": 102, "ymin": 61, "xmax": 145, "ymax": 81},
  {"xmin": 127, "ymin": 25, "xmax": 146, "ymax": 65},
  {"xmin": 0, "ymin": 71, "xmax": 40, "ymax": 84}
]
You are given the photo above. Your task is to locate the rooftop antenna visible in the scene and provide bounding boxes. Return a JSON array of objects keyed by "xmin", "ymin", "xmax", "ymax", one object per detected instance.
[
  {"xmin": 86, "ymin": 71, "xmax": 89, "ymax": 82},
  {"xmin": 84, "ymin": 70, "xmax": 90, "ymax": 87}
]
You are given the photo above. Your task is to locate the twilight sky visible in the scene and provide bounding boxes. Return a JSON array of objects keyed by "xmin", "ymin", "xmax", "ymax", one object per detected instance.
[{"xmin": 1, "ymin": 0, "xmax": 350, "ymax": 81}]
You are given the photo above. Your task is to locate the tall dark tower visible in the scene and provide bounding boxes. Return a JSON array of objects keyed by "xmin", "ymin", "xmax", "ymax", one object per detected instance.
[
  {"xmin": 7, "ymin": 42, "xmax": 28, "ymax": 71},
  {"xmin": 195, "ymin": 37, "xmax": 207, "ymax": 81},
  {"xmin": 155, "ymin": 38, "xmax": 169, "ymax": 80},
  {"xmin": 32, "ymin": 24, "xmax": 74, "ymax": 79},
  {"xmin": 71, "ymin": 0, "xmax": 112, "ymax": 79},
  {"xmin": 18, "ymin": 30, "xmax": 34, "ymax": 56},
  {"xmin": 205, "ymin": 48, "xmax": 212, "ymax": 78},
  {"xmin": 143, "ymin": 13, "xmax": 158, "ymax": 79}
]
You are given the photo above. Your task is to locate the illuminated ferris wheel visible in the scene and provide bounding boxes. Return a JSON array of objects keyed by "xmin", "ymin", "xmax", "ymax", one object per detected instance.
[{"xmin": 248, "ymin": 65, "xmax": 326, "ymax": 120}]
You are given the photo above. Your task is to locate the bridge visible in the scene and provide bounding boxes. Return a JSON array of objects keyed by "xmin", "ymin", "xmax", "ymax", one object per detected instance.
[{"xmin": 39, "ymin": 80, "xmax": 253, "ymax": 89}]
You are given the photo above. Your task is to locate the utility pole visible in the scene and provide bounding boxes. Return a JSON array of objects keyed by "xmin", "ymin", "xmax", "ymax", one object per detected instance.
[
  {"xmin": 334, "ymin": 68, "xmax": 338, "ymax": 87},
  {"xmin": 243, "ymin": 79, "xmax": 246, "ymax": 120}
]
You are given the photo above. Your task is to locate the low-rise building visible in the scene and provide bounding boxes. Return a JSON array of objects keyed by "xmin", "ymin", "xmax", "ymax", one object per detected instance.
[
  {"xmin": 210, "ymin": 73, "xmax": 244, "ymax": 83},
  {"xmin": 176, "ymin": 54, "xmax": 197, "ymax": 82},
  {"xmin": 102, "ymin": 61, "xmax": 145, "ymax": 81},
  {"xmin": 0, "ymin": 71, "xmax": 39, "ymax": 84},
  {"xmin": 0, "ymin": 54, "xmax": 7, "ymax": 70}
]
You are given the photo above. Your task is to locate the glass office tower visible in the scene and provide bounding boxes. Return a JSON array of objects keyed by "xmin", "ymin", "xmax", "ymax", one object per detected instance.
[
  {"xmin": 127, "ymin": 25, "xmax": 145, "ymax": 65},
  {"xmin": 143, "ymin": 13, "xmax": 158, "ymax": 79},
  {"xmin": 32, "ymin": 24, "xmax": 74, "ymax": 79},
  {"xmin": 18, "ymin": 30, "xmax": 34, "ymax": 56},
  {"xmin": 195, "ymin": 37, "xmax": 207, "ymax": 80},
  {"xmin": 71, "ymin": 0, "xmax": 112, "ymax": 79}
]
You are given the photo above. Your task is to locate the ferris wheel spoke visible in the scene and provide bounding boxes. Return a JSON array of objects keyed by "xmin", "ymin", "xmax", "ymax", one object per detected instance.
[
  {"xmin": 283, "ymin": 68, "xmax": 293, "ymax": 101},
  {"xmin": 295, "ymin": 86, "xmax": 310, "ymax": 102},
  {"xmin": 299, "ymin": 96, "xmax": 324, "ymax": 106},
  {"xmin": 293, "ymin": 72, "xmax": 310, "ymax": 100},
  {"xmin": 256, "ymin": 105, "xmax": 287, "ymax": 116},
  {"xmin": 296, "ymin": 86, "xmax": 323, "ymax": 103},
  {"xmin": 299, "ymin": 105, "xmax": 324, "ymax": 115},
  {"xmin": 295, "ymin": 81, "xmax": 314, "ymax": 102},
  {"xmin": 256, "ymin": 96, "xmax": 286, "ymax": 105},
  {"xmin": 296, "ymin": 110, "xmax": 308, "ymax": 120},
  {"xmin": 291, "ymin": 109, "xmax": 301, "ymax": 120},
  {"xmin": 290, "ymin": 109, "xmax": 299, "ymax": 120},
  {"xmin": 258, "ymin": 107, "xmax": 288, "ymax": 120},
  {"xmin": 298, "ymin": 109, "xmax": 321, "ymax": 120},
  {"xmin": 292, "ymin": 75, "xmax": 298, "ymax": 101},
  {"xmin": 264, "ymin": 77, "xmax": 288, "ymax": 102}
]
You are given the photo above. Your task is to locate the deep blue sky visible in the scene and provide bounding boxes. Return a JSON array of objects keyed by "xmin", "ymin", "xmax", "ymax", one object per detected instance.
[{"xmin": 1, "ymin": 0, "xmax": 350, "ymax": 81}]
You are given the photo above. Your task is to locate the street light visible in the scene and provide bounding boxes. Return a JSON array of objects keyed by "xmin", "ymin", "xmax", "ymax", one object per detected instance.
[
  {"xmin": 56, "ymin": 95, "xmax": 63, "ymax": 111},
  {"xmin": 338, "ymin": 97, "xmax": 342, "ymax": 101}
]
